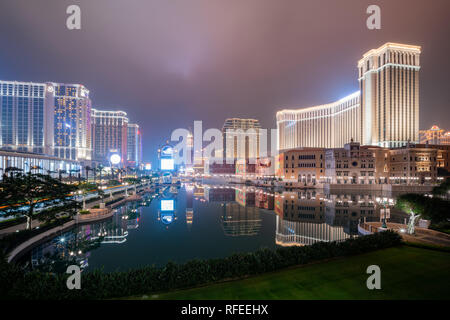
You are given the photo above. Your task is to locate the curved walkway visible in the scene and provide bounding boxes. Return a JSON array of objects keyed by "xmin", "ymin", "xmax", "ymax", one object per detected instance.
[
  {"xmin": 360, "ymin": 221, "xmax": 450, "ymax": 247},
  {"xmin": 6, "ymin": 192, "xmax": 144, "ymax": 263}
]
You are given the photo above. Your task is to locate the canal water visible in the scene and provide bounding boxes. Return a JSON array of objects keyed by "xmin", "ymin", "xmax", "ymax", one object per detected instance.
[{"xmin": 16, "ymin": 184, "xmax": 408, "ymax": 273}]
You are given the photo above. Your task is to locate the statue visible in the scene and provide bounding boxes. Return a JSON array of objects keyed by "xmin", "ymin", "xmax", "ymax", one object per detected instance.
[{"xmin": 407, "ymin": 210, "xmax": 421, "ymax": 235}]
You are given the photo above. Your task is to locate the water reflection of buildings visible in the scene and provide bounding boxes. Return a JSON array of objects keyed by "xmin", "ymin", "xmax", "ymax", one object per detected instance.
[
  {"xmin": 273, "ymin": 190, "xmax": 397, "ymax": 246},
  {"xmin": 220, "ymin": 188, "xmax": 262, "ymax": 237},
  {"xmin": 255, "ymin": 190, "xmax": 274, "ymax": 210},
  {"xmin": 205, "ymin": 186, "xmax": 236, "ymax": 202},
  {"xmin": 158, "ymin": 197, "xmax": 177, "ymax": 228},
  {"xmin": 275, "ymin": 215, "xmax": 351, "ymax": 246},
  {"xmin": 86, "ymin": 214, "xmax": 129, "ymax": 244},
  {"xmin": 186, "ymin": 184, "xmax": 194, "ymax": 227},
  {"xmin": 29, "ymin": 203, "xmax": 139, "ymax": 269}
]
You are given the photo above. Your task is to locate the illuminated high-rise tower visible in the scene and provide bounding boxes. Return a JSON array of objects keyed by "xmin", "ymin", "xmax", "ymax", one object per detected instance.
[
  {"xmin": 222, "ymin": 118, "xmax": 261, "ymax": 161},
  {"xmin": 91, "ymin": 109, "xmax": 128, "ymax": 166},
  {"xmin": 0, "ymin": 81, "xmax": 92, "ymax": 161},
  {"xmin": 0, "ymin": 81, "xmax": 53, "ymax": 154},
  {"xmin": 51, "ymin": 83, "xmax": 92, "ymax": 161},
  {"xmin": 277, "ymin": 43, "xmax": 421, "ymax": 150},
  {"xmin": 358, "ymin": 43, "xmax": 421, "ymax": 148},
  {"xmin": 127, "ymin": 123, "xmax": 142, "ymax": 167}
]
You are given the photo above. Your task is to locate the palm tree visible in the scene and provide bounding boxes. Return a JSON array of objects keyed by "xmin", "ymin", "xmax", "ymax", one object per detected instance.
[
  {"xmin": 97, "ymin": 164, "xmax": 105, "ymax": 185},
  {"xmin": 58, "ymin": 169, "xmax": 67, "ymax": 181},
  {"xmin": 69, "ymin": 168, "xmax": 80, "ymax": 184},
  {"xmin": 46, "ymin": 169, "xmax": 57, "ymax": 179},
  {"xmin": 85, "ymin": 165, "xmax": 92, "ymax": 183},
  {"xmin": 5, "ymin": 166, "xmax": 23, "ymax": 178}
]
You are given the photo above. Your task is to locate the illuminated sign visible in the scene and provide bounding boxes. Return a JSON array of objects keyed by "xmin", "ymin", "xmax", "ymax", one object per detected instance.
[
  {"xmin": 161, "ymin": 158, "xmax": 174, "ymax": 170},
  {"xmin": 161, "ymin": 146, "xmax": 174, "ymax": 157},
  {"xmin": 145, "ymin": 163, "xmax": 152, "ymax": 170},
  {"xmin": 235, "ymin": 189, "xmax": 246, "ymax": 207},
  {"xmin": 161, "ymin": 213, "xmax": 175, "ymax": 225},
  {"xmin": 110, "ymin": 154, "xmax": 121, "ymax": 165},
  {"xmin": 161, "ymin": 199, "xmax": 174, "ymax": 211}
]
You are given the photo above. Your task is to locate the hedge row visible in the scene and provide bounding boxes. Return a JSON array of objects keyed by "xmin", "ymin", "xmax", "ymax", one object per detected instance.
[{"xmin": 1, "ymin": 231, "xmax": 402, "ymax": 300}]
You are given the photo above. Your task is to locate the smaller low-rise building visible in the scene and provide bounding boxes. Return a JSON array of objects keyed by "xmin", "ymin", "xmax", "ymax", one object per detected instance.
[
  {"xmin": 255, "ymin": 157, "xmax": 275, "ymax": 177},
  {"xmin": 276, "ymin": 141, "xmax": 442, "ymax": 186},
  {"xmin": 416, "ymin": 144, "xmax": 450, "ymax": 175},
  {"xmin": 276, "ymin": 148, "xmax": 325, "ymax": 186},
  {"xmin": 0, "ymin": 149, "xmax": 82, "ymax": 180},
  {"xmin": 324, "ymin": 141, "xmax": 388, "ymax": 185},
  {"xmin": 388, "ymin": 144, "xmax": 438, "ymax": 184}
]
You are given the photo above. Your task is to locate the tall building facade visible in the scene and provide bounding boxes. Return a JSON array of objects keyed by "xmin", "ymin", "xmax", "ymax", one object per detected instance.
[
  {"xmin": 277, "ymin": 43, "xmax": 421, "ymax": 151},
  {"xmin": 127, "ymin": 123, "xmax": 142, "ymax": 167},
  {"xmin": 277, "ymin": 92, "xmax": 360, "ymax": 150},
  {"xmin": 51, "ymin": 83, "xmax": 92, "ymax": 161},
  {"xmin": 0, "ymin": 81, "xmax": 53, "ymax": 154},
  {"xmin": 91, "ymin": 109, "xmax": 128, "ymax": 166},
  {"xmin": 0, "ymin": 81, "xmax": 92, "ymax": 161},
  {"xmin": 358, "ymin": 43, "xmax": 421, "ymax": 148},
  {"xmin": 222, "ymin": 118, "xmax": 261, "ymax": 162}
]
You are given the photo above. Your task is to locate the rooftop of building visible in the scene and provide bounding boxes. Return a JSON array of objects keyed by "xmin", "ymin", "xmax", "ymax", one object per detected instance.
[
  {"xmin": 358, "ymin": 42, "xmax": 421, "ymax": 63},
  {"xmin": 276, "ymin": 91, "xmax": 360, "ymax": 117}
]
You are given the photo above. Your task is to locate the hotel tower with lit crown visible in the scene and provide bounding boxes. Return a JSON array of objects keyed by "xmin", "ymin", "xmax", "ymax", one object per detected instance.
[
  {"xmin": 358, "ymin": 43, "xmax": 421, "ymax": 148},
  {"xmin": 277, "ymin": 43, "xmax": 421, "ymax": 151}
]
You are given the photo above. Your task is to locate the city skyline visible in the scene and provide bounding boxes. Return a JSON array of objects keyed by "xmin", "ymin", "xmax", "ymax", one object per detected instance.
[{"xmin": 1, "ymin": 0, "xmax": 449, "ymax": 165}]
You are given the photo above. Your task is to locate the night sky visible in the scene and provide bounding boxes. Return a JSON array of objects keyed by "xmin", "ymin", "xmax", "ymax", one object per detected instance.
[{"xmin": 1, "ymin": 0, "xmax": 449, "ymax": 165}]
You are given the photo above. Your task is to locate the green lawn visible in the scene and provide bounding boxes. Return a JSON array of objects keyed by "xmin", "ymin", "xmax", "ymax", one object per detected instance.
[{"xmin": 132, "ymin": 246, "xmax": 450, "ymax": 300}]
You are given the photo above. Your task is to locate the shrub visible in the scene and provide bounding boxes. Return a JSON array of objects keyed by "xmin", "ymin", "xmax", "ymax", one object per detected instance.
[
  {"xmin": 1, "ymin": 231, "xmax": 402, "ymax": 300},
  {"xmin": 396, "ymin": 193, "xmax": 450, "ymax": 224}
]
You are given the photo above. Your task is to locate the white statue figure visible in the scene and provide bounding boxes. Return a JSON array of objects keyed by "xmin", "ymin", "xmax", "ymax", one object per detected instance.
[{"xmin": 407, "ymin": 210, "xmax": 421, "ymax": 235}]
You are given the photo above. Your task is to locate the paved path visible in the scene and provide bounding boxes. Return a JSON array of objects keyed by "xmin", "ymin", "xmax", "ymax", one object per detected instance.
[
  {"xmin": 362, "ymin": 221, "xmax": 450, "ymax": 247},
  {"xmin": 6, "ymin": 190, "xmax": 146, "ymax": 263}
]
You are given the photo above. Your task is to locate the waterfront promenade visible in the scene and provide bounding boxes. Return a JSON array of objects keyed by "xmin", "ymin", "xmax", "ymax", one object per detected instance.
[
  {"xmin": 359, "ymin": 221, "xmax": 450, "ymax": 247},
  {"xmin": 4, "ymin": 184, "xmax": 145, "ymax": 263}
]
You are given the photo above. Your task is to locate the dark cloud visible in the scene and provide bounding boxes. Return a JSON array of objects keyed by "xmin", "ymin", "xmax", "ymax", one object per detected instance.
[{"xmin": 0, "ymin": 0, "xmax": 449, "ymax": 164}]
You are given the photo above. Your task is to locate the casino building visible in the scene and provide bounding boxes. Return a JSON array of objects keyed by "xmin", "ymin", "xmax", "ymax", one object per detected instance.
[
  {"xmin": 91, "ymin": 109, "xmax": 128, "ymax": 166},
  {"xmin": 277, "ymin": 43, "xmax": 421, "ymax": 151},
  {"xmin": 0, "ymin": 81, "xmax": 92, "ymax": 161}
]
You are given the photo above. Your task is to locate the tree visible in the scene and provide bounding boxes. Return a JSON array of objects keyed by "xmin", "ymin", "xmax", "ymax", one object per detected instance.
[
  {"xmin": 432, "ymin": 178, "xmax": 450, "ymax": 199},
  {"xmin": 77, "ymin": 182, "xmax": 100, "ymax": 209},
  {"xmin": 97, "ymin": 165, "xmax": 105, "ymax": 184},
  {"xmin": 84, "ymin": 166, "xmax": 93, "ymax": 183},
  {"xmin": 0, "ymin": 171, "xmax": 80, "ymax": 230},
  {"xmin": 396, "ymin": 193, "xmax": 450, "ymax": 226}
]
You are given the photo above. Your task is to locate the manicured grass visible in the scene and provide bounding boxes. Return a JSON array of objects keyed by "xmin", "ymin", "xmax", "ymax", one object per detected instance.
[{"xmin": 133, "ymin": 246, "xmax": 450, "ymax": 300}]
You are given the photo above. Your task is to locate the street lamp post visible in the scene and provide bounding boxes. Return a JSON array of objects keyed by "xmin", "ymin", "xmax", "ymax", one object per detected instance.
[{"xmin": 376, "ymin": 197, "xmax": 390, "ymax": 229}]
